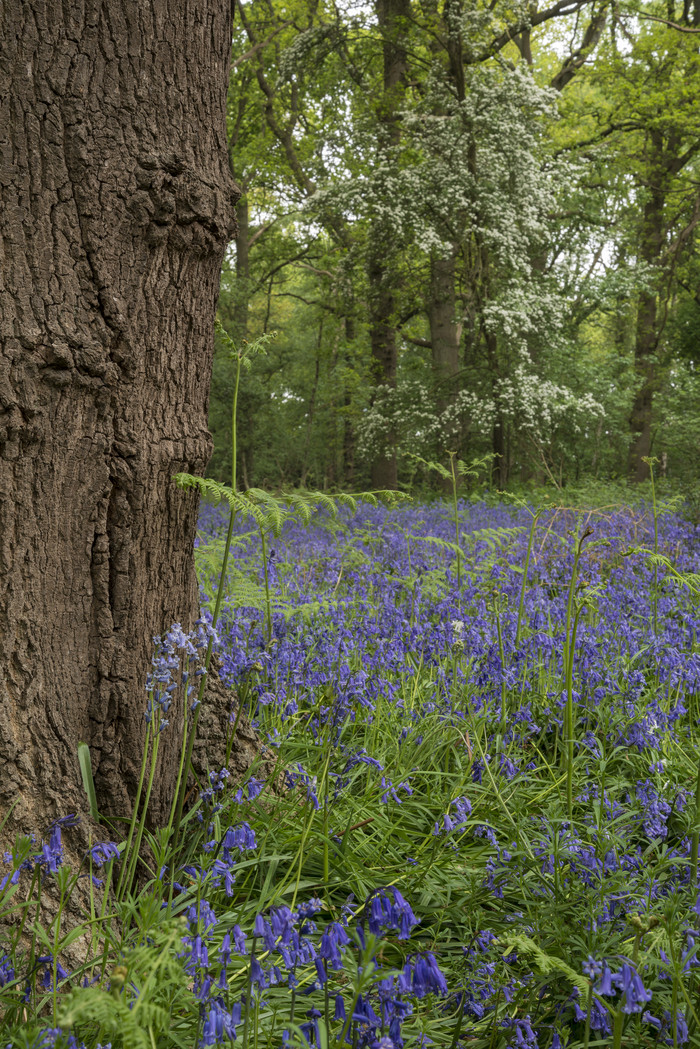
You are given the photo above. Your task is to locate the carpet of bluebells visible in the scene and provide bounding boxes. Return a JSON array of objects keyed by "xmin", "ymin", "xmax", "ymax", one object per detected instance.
[{"xmin": 2, "ymin": 497, "xmax": 700, "ymax": 1049}]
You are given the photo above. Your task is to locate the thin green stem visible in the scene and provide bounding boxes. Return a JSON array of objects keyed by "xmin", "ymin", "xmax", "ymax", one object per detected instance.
[
  {"xmin": 690, "ymin": 755, "xmax": 700, "ymax": 887},
  {"xmin": 566, "ymin": 604, "xmax": 585, "ymax": 822},
  {"xmin": 232, "ymin": 353, "xmax": 240, "ymax": 495},
  {"xmin": 650, "ymin": 459, "xmax": 659, "ymax": 636},
  {"xmin": 169, "ymin": 338, "xmax": 245, "ymax": 881},
  {"xmin": 169, "ymin": 503, "xmax": 237, "ymax": 884},
  {"xmin": 116, "ymin": 718, "xmax": 154, "ymax": 902},
  {"xmin": 259, "ymin": 526, "xmax": 273, "ymax": 644},
  {"xmin": 242, "ymin": 938, "xmax": 257, "ymax": 1049},
  {"xmin": 449, "ymin": 452, "xmax": 462, "ymax": 595},
  {"xmin": 495, "ymin": 600, "xmax": 507, "ymax": 736},
  {"xmin": 582, "ymin": 982, "xmax": 593, "ymax": 1049},
  {"xmin": 122, "ymin": 732, "xmax": 161, "ymax": 903},
  {"xmin": 515, "ymin": 509, "xmax": 542, "ymax": 647},
  {"xmin": 612, "ymin": 1008, "xmax": 625, "ymax": 1049}
]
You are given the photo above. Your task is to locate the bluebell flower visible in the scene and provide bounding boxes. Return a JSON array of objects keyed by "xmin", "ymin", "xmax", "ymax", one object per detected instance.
[
  {"xmin": 35, "ymin": 823, "xmax": 68, "ymax": 875},
  {"xmin": 209, "ymin": 859, "xmax": 236, "ymax": 896},
  {"xmin": 222, "ymin": 822, "xmax": 257, "ymax": 857},
  {"xmin": 201, "ymin": 1000, "xmax": 241, "ymax": 1046},
  {"xmin": 37, "ymin": 956, "xmax": 69, "ymax": 990},
  {"xmin": 409, "ymin": 952, "xmax": 448, "ymax": 997},
  {"xmin": 270, "ymin": 905, "xmax": 295, "ymax": 941},
  {"xmin": 0, "ymin": 955, "xmax": 15, "ymax": 987},
  {"xmin": 234, "ymin": 776, "xmax": 265, "ymax": 802},
  {"xmin": 88, "ymin": 842, "xmax": 120, "ymax": 867},
  {"xmin": 232, "ymin": 924, "xmax": 248, "ymax": 954},
  {"xmin": 300, "ymin": 1007, "xmax": 322, "ymax": 1046},
  {"xmin": 596, "ymin": 963, "xmax": 615, "ymax": 996},
  {"xmin": 188, "ymin": 898, "xmax": 218, "ymax": 933},
  {"xmin": 662, "ymin": 1008, "xmax": 689, "ymax": 1045},
  {"xmin": 185, "ymin": 935, "xmax": 209, "ymax": 971},
  {"xmin": 0, "ymin": 868, "xmax": 20, "ymax": 893},
  {"xmin": 615, "ymin": 961, "xmax": 652, "ymax": 1014},
  {"xmin": 219, "ymin": 933, "xmax": 232, "ymax": 966},
  {"xmin": 320, "ymin": 922, "xmax": 350, "ymax": 968},
  {"xmin": 352, "ymin": 994, "xmax": 382, "ymax": 1027}
]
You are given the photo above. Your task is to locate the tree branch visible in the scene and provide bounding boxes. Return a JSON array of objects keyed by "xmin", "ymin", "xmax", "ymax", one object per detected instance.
[
  {"xmin": 232, "ymin": 20, "xmax": 294, "ymax": 68},
  {"xmin": 638, "ymin": 12, "xmax": 700, "ymax": 32},
  {"xmin": 550, "ymin": 6, "xmax": 608, "ymax": 91},
  {"xmin": 477, "ymin": 0, "xmax": 595, "ymax": 61}
]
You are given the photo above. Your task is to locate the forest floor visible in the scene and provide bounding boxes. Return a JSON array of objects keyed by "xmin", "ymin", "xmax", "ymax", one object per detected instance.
[{"xmin": 3, "ymin": 496, "xmax": 700, "ymax": 1048}]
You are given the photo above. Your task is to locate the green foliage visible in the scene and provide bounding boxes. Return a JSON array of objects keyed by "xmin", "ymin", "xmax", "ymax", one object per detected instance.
[
  {"xmin": 5, "ymin": 497, "xmax": 700, "ymax": 1048},
  {"xmin": 496, "ymin": 933, "xmax": 591, "ymax": 1000},
  {"xmin": 195, "ymin": 532, "xmax": 268, "ymax": 610},
  {"xmin": 209, "ymin": 0, "xmax": 700, "ymax": 493},
  {"xmin": 77, "ymin": 743, "xmax": 100, "ymax": 825},
  {"xmin": 56, "ymin": 924, "xmax": 194, "ymax": 1049}
]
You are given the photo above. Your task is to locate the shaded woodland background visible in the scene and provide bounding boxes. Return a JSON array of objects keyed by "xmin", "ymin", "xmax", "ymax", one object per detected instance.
[{"xmin": 210, "ymin": 0, "xmax": 700, "ymax": 498}]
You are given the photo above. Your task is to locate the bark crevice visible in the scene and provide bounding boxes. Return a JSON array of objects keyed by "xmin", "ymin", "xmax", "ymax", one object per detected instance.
[{"xmin": 0, "ymin": 0, "xmax": 251, "ymax": 852}]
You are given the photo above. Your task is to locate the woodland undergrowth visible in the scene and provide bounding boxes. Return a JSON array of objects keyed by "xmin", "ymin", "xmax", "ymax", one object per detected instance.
[{"xmin": 2, "ymin": 331, "xmax": 700, "ymax": 1049}]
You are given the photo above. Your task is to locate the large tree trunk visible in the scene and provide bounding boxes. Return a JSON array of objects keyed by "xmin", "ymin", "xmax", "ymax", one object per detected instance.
[{"xmin": 0, "ymin": 0, "xmax": 254, "ymax": 845}]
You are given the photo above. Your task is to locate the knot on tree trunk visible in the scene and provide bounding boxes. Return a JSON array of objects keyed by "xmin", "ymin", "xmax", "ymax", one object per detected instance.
[{"xmin": 130, "ymin": 154, "xmax": 239, "ymax": 254}]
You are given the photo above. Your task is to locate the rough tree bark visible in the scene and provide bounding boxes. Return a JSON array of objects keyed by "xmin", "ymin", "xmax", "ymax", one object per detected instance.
[{"xmin": 0, "ymin": 0, "xmax": 256, "ymax": 849}]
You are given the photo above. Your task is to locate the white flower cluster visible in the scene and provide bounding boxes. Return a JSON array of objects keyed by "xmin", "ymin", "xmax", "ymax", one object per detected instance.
[
  {"xmin": 355, "ymin": 380, "xmax": 495, "ymax": 459},
  {"xmin": 355, "ymin": 360, "xmax": 605, "ymax": 460},
  {"xmin": 495, "ymin": 364, "xmax": 606, "ymax": 440}
]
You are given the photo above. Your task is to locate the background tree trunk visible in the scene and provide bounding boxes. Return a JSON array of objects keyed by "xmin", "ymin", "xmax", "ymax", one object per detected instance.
[
  {"xmin": 366, "ymin": 0, "xmax": 410, "ymax": 491},
  {"xmin": 429, "ymin": 249, "xmax": 460, "ymax": 407},
  {"xmin": 628, "ymin": 133, "xmax": 666, "ymax": 481},
  {"xmin": 368, "ymin": 246, "xmax": 399, "ymax": 489},
  {"xmin": 0, "ymin": 0, "xmax": 252, "ymax": 844},
  {"xmin": 234, "ymin": 193, "xmax": 251, "ymax": 342}
]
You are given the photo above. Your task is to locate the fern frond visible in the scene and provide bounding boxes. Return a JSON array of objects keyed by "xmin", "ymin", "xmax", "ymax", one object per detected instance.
[
  {"xmin": 645, "ymin": 552, "xmax": 700, "ymax": 596},
  {"xmin": 463, "ymin": 525, "xmax": 525, "ymax": 551},
  {"xmin": 457, "ymin": 453, "xmax": 496, "ymax": 478},
  {"xmin": 412, "ymin": 535, "xmax": 463, "ymax": 558},
  {"xmin": 496, "ymin": 933, "xmax": 590, "ymax": 999},
  {"xmin": 336, "ymin": 493, "xmax": 359, "ymax": 513},
  {"xmin": 300, "ymin": 490, "xmax": 339, "ymax": 517},
  {"xmin": 244, "ymin": 486, "xmax": 277, "ymax": 504},
  {"xmin": 286, "ymin": 493, "xmax": 314, "ymax": 526},
  {"xmin": 366, "ymin": 489, "xmax": 410, "ymax": 507},
  {"xmin": 406, "ymin": 453, "xmax": 451, "ymax": 479}
]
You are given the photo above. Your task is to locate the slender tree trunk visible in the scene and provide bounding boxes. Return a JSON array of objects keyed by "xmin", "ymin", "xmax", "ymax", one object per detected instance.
[
  {"xmin": 367, "ymin": 0, "xmax": 410, "ymax": 490},
  {"xmin": 341, "ymin": 315, "xmax": 356, "ymax": 487},
  {"xmin": 629, "ymin": 135, "xmax": 666, "ymax": 481},
  {"xmin": 492, "ymin": 416, "xmax": 509, "ymax": 488},
  {"xmin": 0, "ymin": 0, "xmax": 255, "ymax": 845},
  {"xmin": 427, "ymin": 249, "xmax": 460, "ymax": 492},
  {"xmin": 300, "ymin": 321, "xmax": 323, "ymax": 486},
  {"xmin": 368, "ymin": 247, "xmax": 399, "ymax": 488},
  {"xmin": 234, "ymin": 193, "xmax": 251, "ymax": 342},
  {"xmin": 429, "ymin": 249, "xmax": 460, "ymax": 407}
]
